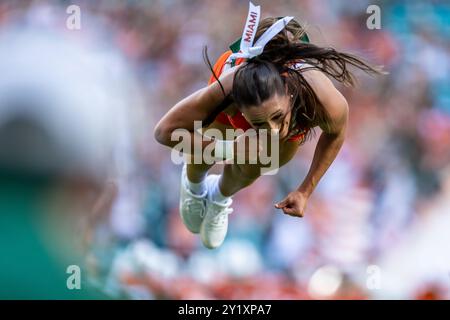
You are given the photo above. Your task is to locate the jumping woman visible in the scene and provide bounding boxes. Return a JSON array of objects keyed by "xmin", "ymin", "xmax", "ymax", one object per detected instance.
[{"xmin": 154, "ymin": 3, "xmax": 382, "ymax": 249}]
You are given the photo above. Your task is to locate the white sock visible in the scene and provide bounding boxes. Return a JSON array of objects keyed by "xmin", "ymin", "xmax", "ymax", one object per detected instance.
[
  {"xmin": 211, "ymin": 176, "xmax": 231, "ymax": 203},
  {"xmin": 187, "ymin": 178, "xmax": 206, "ymax": 195},
  {"xmin": 183, "ymin": 163, "xmax": 206, "ymax": 195}
]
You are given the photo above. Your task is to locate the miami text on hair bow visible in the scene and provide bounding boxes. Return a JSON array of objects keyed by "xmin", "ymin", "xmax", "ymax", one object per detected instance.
[{"xmin": 227, "ymin": 2, "xmax": 294, "ymax": 63}]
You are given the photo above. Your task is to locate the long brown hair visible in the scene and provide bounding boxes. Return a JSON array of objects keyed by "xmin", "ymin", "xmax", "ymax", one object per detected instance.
[{"xmin": 204, "ymin": 17, "xmax": 384, "ymax": 142}]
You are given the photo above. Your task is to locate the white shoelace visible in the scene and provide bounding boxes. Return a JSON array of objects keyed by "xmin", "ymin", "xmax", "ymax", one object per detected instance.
[
  {"xmin": 185, "ymin": 198, "xmax": 206, "ymax": 218},
  {"xmin": 210, "ymin": 206, "xmax": 233, "ymax": 227}
]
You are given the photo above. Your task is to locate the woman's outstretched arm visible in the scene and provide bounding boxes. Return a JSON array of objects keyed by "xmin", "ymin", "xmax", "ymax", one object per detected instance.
[
  {"xmin": 275, "ymin": 71, "xmax": 349, "ymax": 217},
  {"xmin": 154, "ymin": 65, "xmax": 238, "ymax": 157}
]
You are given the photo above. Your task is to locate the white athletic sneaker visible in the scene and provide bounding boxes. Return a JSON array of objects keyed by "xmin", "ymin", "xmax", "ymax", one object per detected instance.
[
  {"xmin": 200, "ymin": 175, "xmax": 233, "ymax": 249},
  {"xmin": 179, "ymin": 165, "xmax": 207, "ymax": 234}
]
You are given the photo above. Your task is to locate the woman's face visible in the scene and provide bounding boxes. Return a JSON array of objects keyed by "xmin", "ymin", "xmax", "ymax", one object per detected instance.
[{"xmin": 240, "ymin": 94, "xmax": 292, "ymax": 139}]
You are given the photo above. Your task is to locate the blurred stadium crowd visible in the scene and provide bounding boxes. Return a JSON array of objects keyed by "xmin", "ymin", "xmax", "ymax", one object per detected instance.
[{"xmin": 1, "ymin": 0, "xmax": 450, "ymax": 299}]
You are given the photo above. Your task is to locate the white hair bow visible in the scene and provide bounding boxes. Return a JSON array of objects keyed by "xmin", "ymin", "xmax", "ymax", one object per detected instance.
[{"xmin": 227, "ymin": 2, "xmax": 294, "ymax": 63}]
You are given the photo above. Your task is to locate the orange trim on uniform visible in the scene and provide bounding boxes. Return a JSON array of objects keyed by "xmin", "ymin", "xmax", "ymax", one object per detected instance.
[
  {"xmin": 207, "ymin": 51, "xmax": 245, "ymax": 85},
  {"xmin": 208, "ymin": 51, "xmax": 307, "ymax": 142}
]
